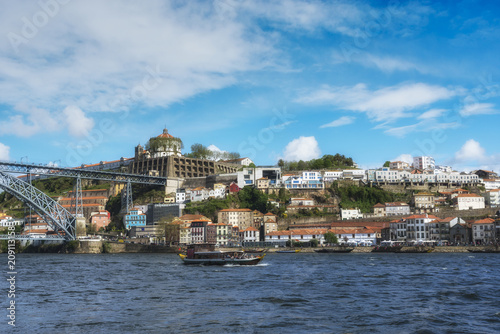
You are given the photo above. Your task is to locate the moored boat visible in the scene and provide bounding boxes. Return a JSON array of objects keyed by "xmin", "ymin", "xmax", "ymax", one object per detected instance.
[
  {"xmin": 179, "ymin": 243, "xmax": 265, "ymax": 265},
  {"xmin": 314, "ymin": 248, "xmax": 354, "ymax": 253},
  {"xmin": 276, "ymin": 249, "xmax": 301, "ymax": 253}
]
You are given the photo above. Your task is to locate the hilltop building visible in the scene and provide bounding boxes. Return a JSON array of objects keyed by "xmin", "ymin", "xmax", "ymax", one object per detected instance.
[{"xmin": 130, "ymin": 129, "xmax": 239, "ymax": 178}]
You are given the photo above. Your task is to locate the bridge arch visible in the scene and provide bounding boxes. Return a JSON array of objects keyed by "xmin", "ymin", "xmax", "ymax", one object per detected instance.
[{"xmin": 0, "ymin": 171, "xmax": 76, "ymax": 240}]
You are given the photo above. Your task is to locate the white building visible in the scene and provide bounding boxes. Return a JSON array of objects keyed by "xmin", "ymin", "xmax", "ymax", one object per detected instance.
[
  {"xmin": 290, "ymin": 198, "xmax": 315, "ymax": 206},
  {"xmin": 385, "ymin": 202, "xmax": 410, "ymax": 216},
  {"xmin": 240, "ymin": 226, "xmax": 260, "ymax": 243},
  {"xmin": 283, "ymin": 171, "xmax": 324, "ymax": 189},
  {"xmin": 413, "ymin": 156, "xmax": 435, "ymax": 170},
  {"xmin": 323, "ymin": 171, "xmax": 343, "ymax": 182},
  {"xmin": 389, "ymin": 161, "xmax": 410, "ymax": 170},
  {"xmin": 237, "ymin": 167, "xmax": 281, "ymax": 188},
  {"xmin": 176, "ymin": 188, "xmax": 188, "ymax": 203},
  {"xmin": 483, "ymin": 189, "xmax": 500, "ymax": 207},
  {"xmin": 454, "ymin": 194, "xmax": 485, "ymax": 210},
  {"xmin": 405, "ymin": 214, "xmax": 440, "ymax": 242},
  {"xmin": 472, "ymin": 218, "xmax": 495, "ymax": 244},
  {"xmin": 340, "ymin": 208, "xmax": 363, "ymax": 220},
  {"xmin": 224, "ymin": 157, "xmax": 254, "ymax": 166},
  {"xmin": 483, "ymin": 179, "xmax": 500, "ymax": 190}
]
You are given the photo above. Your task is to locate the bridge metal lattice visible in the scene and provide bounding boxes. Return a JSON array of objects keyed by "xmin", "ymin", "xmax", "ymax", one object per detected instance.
[
  {"xmin": 0, "ymin": 171, "xmax": 76, "ymax": 240},
  {"xmin": 0, "ymin": 161, "xmax": 167, "ymax": 185}
]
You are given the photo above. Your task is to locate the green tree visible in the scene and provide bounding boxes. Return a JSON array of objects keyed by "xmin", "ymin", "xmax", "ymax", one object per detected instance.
[
  {"xmin": 238, "ymin": 186, "xmax": 269, "ymax": 213},
  {"xmin": 324, "ymin": 232, "xmax": 339, "ymax": 245},
  {"xmin": 383, "ymin": 161, "xmax": 390, "ymax": 167}
]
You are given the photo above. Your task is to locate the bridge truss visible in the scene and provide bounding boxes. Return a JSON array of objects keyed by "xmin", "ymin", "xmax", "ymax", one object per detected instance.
[
  {"xmin": 0, "ymin": 161, "xmax": 168, "ymax": 240},
  {"xmin": 0, "ymin": 171, "xmax": 76, "ymax": 240}
]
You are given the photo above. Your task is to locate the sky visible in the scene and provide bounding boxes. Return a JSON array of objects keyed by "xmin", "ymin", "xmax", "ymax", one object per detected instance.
[{"xmin": 0, "ymin": 0, "xmax": 499, "ymax": 172}]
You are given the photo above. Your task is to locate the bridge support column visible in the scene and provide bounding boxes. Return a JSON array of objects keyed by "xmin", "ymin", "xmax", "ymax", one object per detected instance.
[{"xmin": 76, "ymin": 217, "xmax": 86, "ymax": 238}]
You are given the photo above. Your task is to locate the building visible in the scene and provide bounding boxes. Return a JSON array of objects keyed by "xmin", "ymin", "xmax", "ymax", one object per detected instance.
[
  {"xmin": 263, "ymin": 218, "xmax": 278, "ymax": 241},
  {"xmin": 176, "ymin": 188, "xmax": 188, "ymax": 203},
  {"xmin": 229, "ymin": 182, "xmax": 240, "ymax": 193},
  {"xmin": 390, "ymin": 219, "xmax": 407, "ymax": 242},
  {"xmin": 405, "ymin": 214, "xmax": 439, "ymax": 242},
  {"xmin": 256, "ymin": 177, "xmax": 270, "ymax": 190},
  {"xmin": 283, "ymin": 171, "xmax": 324, "ymax": 189},
  {"xmin": 474, "ymin": 170, "xmax": 498, "ymax": 180},
  {"xmin": 206, "ymin": 223, "xmax": 217, "ymax": 244},
  {"xmin": 428, "ymin": 217, "xmax": 465, "ymax": 243},
  {"xmin": 131, "ymin": 129, "xmax": 238, "ymax": 178},
  {"xmin": 90, "ymin": 210, "xmax": 111, "ymax": 231},
  {"xmin": 129, "ymin": 225, "xmax": 165, "ymax": 243},
  {"xmin": 340, "ymin": 208, "xmax": 362, "ymax": 220},
  {"xmin": 189, "ymin": 187, "xmax": 210, "ymax": 202},
  {"xmin": 217, "ymin": 208, "xmax": 253, "ymax": 230},
  {"xmin": 390, "ymin": 161, "xmax": 410, "ymax": 170},
  {"xmin": 413, "ymin": 156, "xmax": 435, "ymax": 170},
  {"xmin": 483, "ymin": 189, "xmax": 500, "ymax": 207},
  {"xmin": 385, "ymin": 202, "xmax": 410, "ymax": 216},
  {"xmin": 289, "ymin": 198, "xmax": 315, "ymax": 206},
  {"xmin": 123, "ymin": 208, "xmax": 147, "ymax": 230},
  {"xmin": 237, "ymin": 167, "xmax": 281, "ymax": 188},
  {"xmin": 454, "ymin": 194, "xmax": 485, "ymax": 210},
  {"xmin": 472, "ymin": 218, "xmax": 495, "ymax": 244},
  {"xmin": 413, "ymin": 192, "xmax": 437, "ymax": 213},
  {"xmin": 482, "ymin": 179, "xmax": 500, "ymax": 190},
  {"xmin": 190, "ymin": 219, "xmax": 210, "ymax": 244},
  {"xmin": 146, "ymin": 203, "xmax": 182, "ymax": 224},
  {"xmin": 215, "ymin": 222, "xmax": 232, "ymax": 246},
  {"xmin": 223, "ymin": 157, "xmax": 254, "ymax": 166},
  {"xmin": 240, "ymin": 226, "xmax": 260, "ymax": 243},
  {"xmin": 372, "ymin": 203, "xmax": 386, "ymax": 217},
  {"xmin": 450, "ymin": 222, "xmax": 472, "ymax": 245}
]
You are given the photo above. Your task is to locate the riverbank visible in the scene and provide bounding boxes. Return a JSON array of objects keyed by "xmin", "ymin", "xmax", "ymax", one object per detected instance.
[{"xmin": 236, "ymin": 246, "xmax": 497, "ymax": 253}]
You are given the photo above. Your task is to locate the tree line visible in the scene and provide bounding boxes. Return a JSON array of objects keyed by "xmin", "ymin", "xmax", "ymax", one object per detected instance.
[{"xmin": 278, "ymin": 154, "xmax": 354, "ymax": 171}]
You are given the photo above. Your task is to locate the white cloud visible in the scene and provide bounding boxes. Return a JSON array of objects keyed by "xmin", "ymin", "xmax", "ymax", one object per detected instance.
[
  {"xmin": 0, "ymin": 143, "xmax": 10, "ymax": 160},
  {"xmin": 418, "ymin": 108, "xmax": 447, "ymax": 120},
  {"xmin": 62, "ymin": 106, "xmax": 95, "ymax": 138},
  {"xmin": 393, "ymin": 154, "xmax": 413, "ymax": 164},
  {"xmin": 454, "ymin": 139, "xmax": 486, "ymax": 162},
  {"xmin": 320, "ymin": 116, "xmax": 355, "ymax": 128},
  {"xmin": 453, "ymin": 139, "xmax": 500, "ymax": 172},
  {"xmin": 0, "ymin": 1, "xmax": 273, "ymax": 135},
  {"xmin": 207, "ymin": 145, "xmax": 225, "ymax": 153},
  {"xmin": 459, "ymin": 103, "xmax": 497, "ymax": 117},
  {"xmin": 281, "ymin": 136, "xmax": 321, "ymax": 161},
  {"xmin": 384, "ymin": 120, "xmax": 459, "ymax": 138},
  {"xmin": 296, "ymin": 83, "xmax": 456, "ymax": 122}
]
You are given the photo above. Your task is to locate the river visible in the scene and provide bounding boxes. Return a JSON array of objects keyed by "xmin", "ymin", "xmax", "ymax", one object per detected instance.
[{"xmin": 1, "ymin": 252, "xmax": 499, "ymax": 333}]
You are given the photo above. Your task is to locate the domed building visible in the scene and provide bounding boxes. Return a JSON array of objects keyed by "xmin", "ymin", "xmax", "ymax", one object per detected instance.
[
  {"xmin": 135, "ymin": 129, "xmax": 183, "ymax": 160},
  {"xmin": 131, "ymin": 128, "xmax": 239, "ymax": 179}
]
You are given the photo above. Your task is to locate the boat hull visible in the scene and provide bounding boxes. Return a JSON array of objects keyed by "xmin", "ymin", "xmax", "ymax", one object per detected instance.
[
  {"xmin": 179, "ymin": 253, "xmax": 264, "ymax": 265},
  {"xmin": 314, "ymin": 248, "xmax": 353, "ymax": 253},
  {"xmin": 180, "ymin": 256, "xmax": 264, "ymax": 265}
]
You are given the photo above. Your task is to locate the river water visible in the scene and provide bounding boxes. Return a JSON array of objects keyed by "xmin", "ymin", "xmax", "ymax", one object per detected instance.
[{"xmin": 1, "ymin": 252, "xmax": 499, "ymax": 333}]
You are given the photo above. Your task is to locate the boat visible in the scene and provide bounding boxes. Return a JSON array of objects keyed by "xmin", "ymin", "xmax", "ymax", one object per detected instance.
[
  {"xmin": 314, "ymin": 247, "xmax": 354, "ymax": 253},
  {"xmin": 179, "ymin": 243, "xmax": 265, "ymax": 265},
  {"xmin": 467, "ymin": 248, "xmax": 500, "ymax": 253},
  {"xmin": 371, "ymin": 245, "xmax": 402, "ymax": 253},
  {"xmin": 243, "ymin": 248, "xmax": 268, "ymax": 253},
  {"xmin": 396, "ymin": 246, "xmax": 434, "ymax": 253},
  {"xmin": 372, "ymin": 241, "xmax": 403, "ymax": 253},
  {"xmin": 276, "ymin": 249, "xmax": 301, "ymax": 253}
]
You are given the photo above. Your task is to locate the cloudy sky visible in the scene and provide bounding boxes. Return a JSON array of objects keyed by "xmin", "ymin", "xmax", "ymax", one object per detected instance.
[{"xmin": 0, "ymin": 0, "xmax": 499, "ymax": 171}]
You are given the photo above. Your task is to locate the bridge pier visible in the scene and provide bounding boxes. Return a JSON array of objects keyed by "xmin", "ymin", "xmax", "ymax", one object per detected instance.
[{"xmin": 76, "ymin": 217, "xmax": 86, "ymax": 238}]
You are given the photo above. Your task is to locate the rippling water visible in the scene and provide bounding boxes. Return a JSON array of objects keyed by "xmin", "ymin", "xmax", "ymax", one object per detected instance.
[{"xmin": 2, "ymin": 252, "xmax": 500, "ymax": 333}]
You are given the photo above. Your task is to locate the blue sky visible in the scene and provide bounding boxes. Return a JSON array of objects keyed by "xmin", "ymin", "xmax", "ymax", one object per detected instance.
[{"xmin": 0, "ymin": 0, "xmax": 499, "ymax": 172}]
